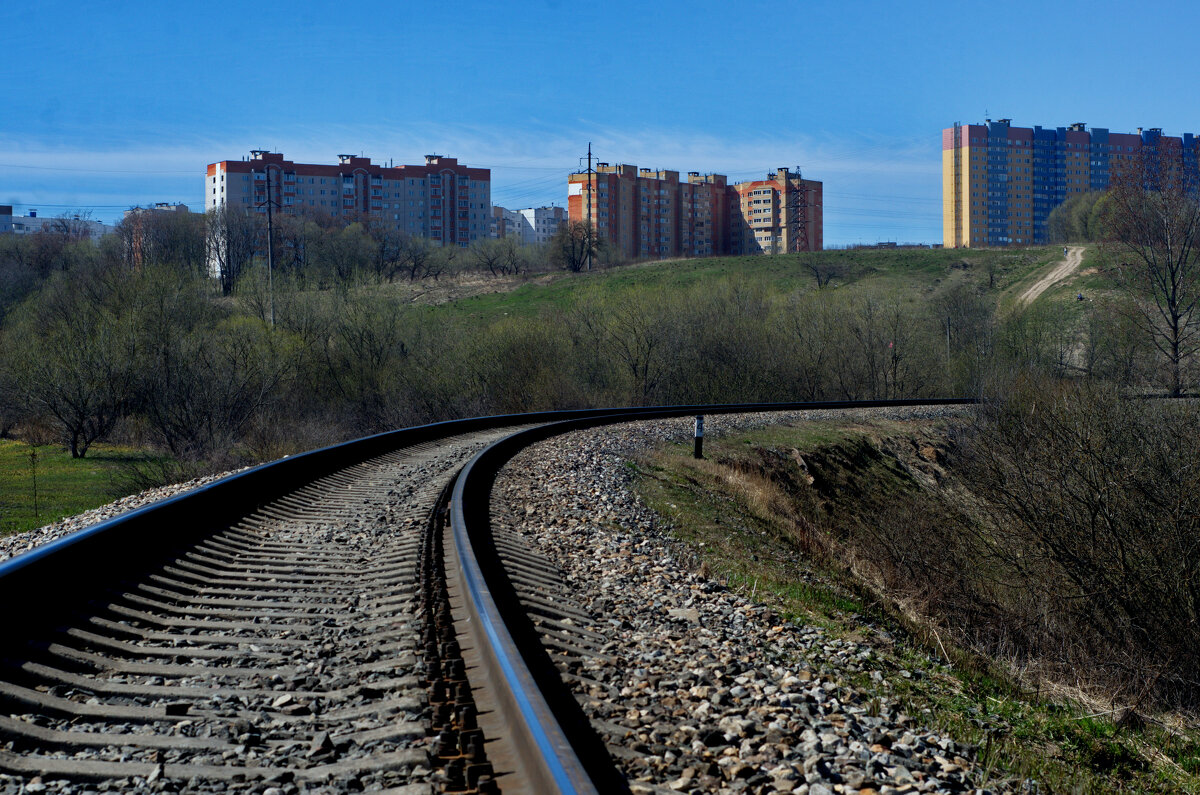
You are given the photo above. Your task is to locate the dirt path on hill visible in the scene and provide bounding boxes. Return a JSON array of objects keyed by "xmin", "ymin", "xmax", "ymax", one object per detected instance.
[{"xmin": 1018, "ymin": 246, "xmax": 1084, "ymax": 307}]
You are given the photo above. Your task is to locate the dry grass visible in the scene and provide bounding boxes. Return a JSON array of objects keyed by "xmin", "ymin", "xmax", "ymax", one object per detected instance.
[{"xmin": 634, "ymin": 416, "xmax": 1200, "ymax": 793}]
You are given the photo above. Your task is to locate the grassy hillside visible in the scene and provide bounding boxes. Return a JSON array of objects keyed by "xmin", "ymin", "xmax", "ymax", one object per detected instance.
[{"xmin": 432, "ymin": 246, "xmax": 1064, "ymax": 321}]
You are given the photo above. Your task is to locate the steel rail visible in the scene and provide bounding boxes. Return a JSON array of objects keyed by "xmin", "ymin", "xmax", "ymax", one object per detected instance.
[
  {"xmin": 448, "ymin": 398, "xmax": 976, "ymax": 794},
  {"xmin": 0, "ymin": 399, "xmax": 972, "ymax": 620},
  {"xmin": 0, "ymin": 398, "xmax": 975, "ymax": 792}
]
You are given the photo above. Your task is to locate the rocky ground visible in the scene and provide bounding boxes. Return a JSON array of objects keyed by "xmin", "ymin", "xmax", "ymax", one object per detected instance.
[
  {"xmin": 1, "ymin": 406, "xmax": 1023, "ymax": 794},
  {"xmin": 493, "ymin": 406, "xmax": 1018, "ymax": 795}
]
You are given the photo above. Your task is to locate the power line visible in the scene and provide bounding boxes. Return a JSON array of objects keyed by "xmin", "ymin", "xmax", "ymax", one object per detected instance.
[{"xmin": 0, "ymin": 163, "xmax": 196, "ymax": 174}]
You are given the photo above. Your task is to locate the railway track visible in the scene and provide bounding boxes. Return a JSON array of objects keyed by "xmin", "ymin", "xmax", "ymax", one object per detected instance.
[{"xmin": 0, "ymin": 401, "xmax": 972, "ymax": 794}]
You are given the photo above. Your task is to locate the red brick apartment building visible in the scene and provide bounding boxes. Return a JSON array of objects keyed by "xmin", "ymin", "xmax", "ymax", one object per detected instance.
[
  {"xmin": 730, "ymin": 168, "xmax": 823, "ymax": 254},
  {"xmin": 206, "ymin": 151, "xmax": 491, "ymax": 247},
  {"xmin": 568, "ymin": 163, "xmax": 821, "ymax": 260}
]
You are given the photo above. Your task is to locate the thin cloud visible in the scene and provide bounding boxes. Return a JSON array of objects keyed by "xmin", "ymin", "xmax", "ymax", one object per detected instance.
[{"xmin": 0, "ymin": 123, "xmax": 945, "ymax": 243}]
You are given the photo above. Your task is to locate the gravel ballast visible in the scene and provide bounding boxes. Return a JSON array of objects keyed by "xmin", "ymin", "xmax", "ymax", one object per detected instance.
[
  {"xmin": 492, "ymin": 406, "xmax": 1007, "ymax": 795},
  {"xmin": 0, "ymin": 406, "xmax": 1009, "ymax": 794}
]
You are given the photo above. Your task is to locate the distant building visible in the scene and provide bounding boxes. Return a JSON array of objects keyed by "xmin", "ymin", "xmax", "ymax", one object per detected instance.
[
  {"xmin": 492, "ymin": 206, "xmax": 568, "ymax": 244},
  {"xmin": 942, "ymin": 119, "xmax": 1200, "ymax": 247},
  {"xmin": 124, "ymin": 202, "xmax": 190, "ymax": 220},
  {"xmin": 568, "ymin": 164, "xmax": 731, "ymax": 260},
  {"xmin": 491, "ymin": 206, "xmax": 524, "ymax": 240},
  {"xmin": 1, "ymin": 208, "xmax": 112, "ymax": 240},
  {"xmin": 730, "ymin": 168, "xmax": 823, "ymax": 255},
  {"xmin": 567, "ymin": 162, "xmax": 821, "ymax": 260},
  {"xmin": 205, "ymin": 151, "xmax": 491, "ymax": 247},
  {"xmin": 518, "ymin": 206, "xmax": 567, "ymax": 244}
]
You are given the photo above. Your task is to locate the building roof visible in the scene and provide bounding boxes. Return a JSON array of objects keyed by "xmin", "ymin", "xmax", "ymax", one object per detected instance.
[{"xmin": 207, "ymin": 152, "xmax": 489, "ymax": 181}]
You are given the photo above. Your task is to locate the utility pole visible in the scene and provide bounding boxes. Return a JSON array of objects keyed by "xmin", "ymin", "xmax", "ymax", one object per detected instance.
[
  {"xmin": 585, "ymin": 142, "xmax": 594, "ymax": 271},
  {"xmin": 252, "ymin": 151, "xmax": 278, "ymax": 328},
  {"xmin": 265, "ymin": 168, "xmax": 275, "ymax": 327}
]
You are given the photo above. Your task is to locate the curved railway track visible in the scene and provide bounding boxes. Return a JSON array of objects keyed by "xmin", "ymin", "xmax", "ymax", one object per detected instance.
[{"xmin": 0, "ymin": 401, "xmax": 972, "ymax": 794}]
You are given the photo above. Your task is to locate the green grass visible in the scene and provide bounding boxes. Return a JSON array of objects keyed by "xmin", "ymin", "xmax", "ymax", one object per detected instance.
[
  {"xmin": 0, "ymin": 440, "xmax": 167, "ymax": 537},
  {"xmin": 633, "ymin": 417, "xmax": 1200, "ymax": 794},
  {"xmin": 433, "ymin": 246, "xmax": 1067, "ymax": 321}
]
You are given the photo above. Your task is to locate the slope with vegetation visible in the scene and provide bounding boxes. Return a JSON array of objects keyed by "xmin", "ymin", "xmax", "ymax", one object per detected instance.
[{"xmin": 634, "ymin": 398, "xmax": 1200, "ymax": 793}]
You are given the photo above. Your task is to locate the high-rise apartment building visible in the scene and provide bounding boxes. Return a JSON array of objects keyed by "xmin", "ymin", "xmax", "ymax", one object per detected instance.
[
  {"xmin": 206, "ymin": 151, "xmax": 491, "ymax": 247},
  {"xmin": 568, "ymin": 163, "xmax": 821, "ymax": 260},
  {"xmin": 943, "ymin": 119, "xmax": 1200, "ymax": 248},
  {"xmin": 568, "ymin": 164, "xmax": 731, "ymax": 260},
  {"xmin": 730, "ymin": 168, "xmax": 823, "ymax": 254}
]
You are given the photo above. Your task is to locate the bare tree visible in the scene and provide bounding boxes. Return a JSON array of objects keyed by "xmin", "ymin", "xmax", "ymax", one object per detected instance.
[
  {"xmin": 118, "ymin": 208, "xmax": 208, "ymax": 273},
  {"xmin": 464, "ymin": 237, "xmax": 526, "ymax": 277},
  {"xmin": 799, "ymin": 253, "xmax": 846, "ymax": 288},
  {"xmin": 959, "ymin": 381, "xmax": 1200, "ymax": 703},
  {"xmin": 49, "ymin": 211, "xmax": 97, "ymax": 244},
  {"xmin": 499, "ymin": 236, "xmax": 528, "ymax": 275},
  {"xmin": 1102, "ymin": 144, "xmax": 1200, "ymax": 396},
  {"xmin": 467, "ymin": 238, "xmax": 508, "ymax": 276},
  {"xmin": 397, "ymin": 236, "xmax": 438, "ymax": 281},
  {"xmin": 424, "ymin": 244, "xmax": 457, "ymax": 281},
  {"xmin": 572, "ymin": 290, "xmax": 672, "ymax": 405},
  {"xmin": 549, "ymin": 220, "xmax": 599, "ymax": 272},
  {"xmin": 206, "ymin": 204, "xmax": 260, "ymax": 296},
  {"xmin": 361, "ymin": 220, "xmax": 409, "ymax": 283}
]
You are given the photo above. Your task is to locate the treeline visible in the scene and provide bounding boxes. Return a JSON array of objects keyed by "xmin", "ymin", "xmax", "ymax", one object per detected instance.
[
  {"xmin": 1046, "ymin": 190, "xmax": 1107, "ymax": 243},
  {"xmin": 0, "ymin": 207, "xmax": 604, "ymax": 323},
  {"xmin": 4, "ymin": 213, "xmax": 1196, "ymax": 707},
  {"xmin": 0, "ymin": 244, "xmax": 1155, "ymax": 476}
]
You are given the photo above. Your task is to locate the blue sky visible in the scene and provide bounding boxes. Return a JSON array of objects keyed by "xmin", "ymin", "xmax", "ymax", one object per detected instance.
[{"xmin": 3, "ymin": 0, "xmax": 1199, "ymax": 245}]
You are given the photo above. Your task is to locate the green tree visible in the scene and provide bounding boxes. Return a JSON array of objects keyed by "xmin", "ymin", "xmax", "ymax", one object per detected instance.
[
  {"xmin": 9, "ymin": 270, "xmax": 137, "ymax": 457},
  {"xmin": 1047, "ymin": 190, "xmax": 1107, "ymax": 243},
  {"xmin": 319, "ymin": 294, "xmax": 414, "ymax": 432},
  {"xmin": 0, "ymin": 327, "xmax": 25, "ymax": 438},
  {"xmin": 133, "ymin": 267, "xmax": 294, "ymax": 461},
  {"xmin": 312, "ymin": 222, "xmax": 376, "ymax": 286}
]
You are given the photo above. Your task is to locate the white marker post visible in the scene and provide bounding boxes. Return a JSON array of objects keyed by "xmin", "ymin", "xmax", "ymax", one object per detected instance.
[{"xmin": 694, "ymin": 415, "xmax": 704, "ymax": 459}]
